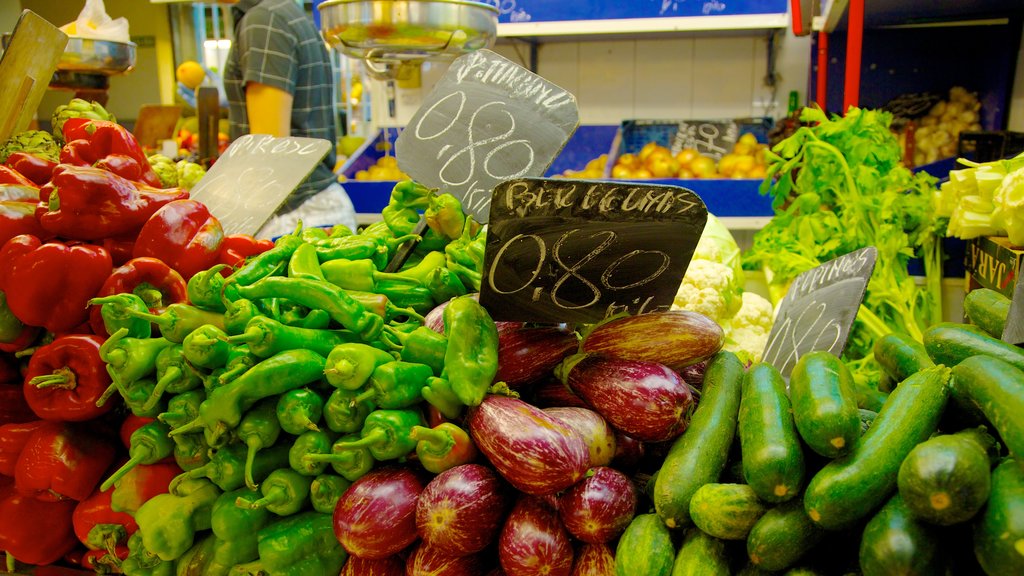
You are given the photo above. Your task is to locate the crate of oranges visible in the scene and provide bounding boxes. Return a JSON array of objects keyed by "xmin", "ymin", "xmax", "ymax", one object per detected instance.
[{"xmin": 604, "ymin": 133, "xmax": 768, "ymax": 180}]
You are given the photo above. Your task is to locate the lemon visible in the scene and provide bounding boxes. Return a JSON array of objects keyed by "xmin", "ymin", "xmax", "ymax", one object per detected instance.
[{"xmin": 176, "ymin": 61, "xmax": 206, "ymax": 90}]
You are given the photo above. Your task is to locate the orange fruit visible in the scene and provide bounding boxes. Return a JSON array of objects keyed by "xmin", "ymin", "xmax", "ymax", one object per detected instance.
[{"xmin": 176, "ymin": 61, "xmax": 206, "ymax": 90}]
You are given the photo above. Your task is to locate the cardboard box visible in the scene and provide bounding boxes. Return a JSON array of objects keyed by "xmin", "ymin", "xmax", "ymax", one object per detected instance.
[{"xmin": 964, "ymin": 235, "xmax": 1024, "ymax": 298}]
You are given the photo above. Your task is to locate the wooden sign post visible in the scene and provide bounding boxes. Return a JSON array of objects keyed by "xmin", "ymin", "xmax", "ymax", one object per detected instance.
[
  {"xmin": 395, "ymin": 49, "xmax": 579, "ymax": 223},
  {"xmin": 762, "ymin": 247, "xmax": 879, "ymax": 378},
  {"xmin": 480, "ymin": 178, "xmax": 708, "ymax": 323},
  {"xmin": 0, "ymin": 11, "xmax": 68, "ymax": 142},
  {"xmin": 187, "ymin": 134, "xmax": 331, "ymax": 236}
]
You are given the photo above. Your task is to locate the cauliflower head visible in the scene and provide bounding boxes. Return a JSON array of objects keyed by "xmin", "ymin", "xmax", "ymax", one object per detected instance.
[
  {"xmin": 722, "ymin": 291, "xmax": 775, "ymax": 363},
  {"xmin": 673, "ymin": 259, "xmax": 735, "ymax": 322}
]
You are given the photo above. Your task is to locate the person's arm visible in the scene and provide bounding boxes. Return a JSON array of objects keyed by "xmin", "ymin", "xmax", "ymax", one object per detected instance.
[{"xmin": 245, "ymin": 82, "xmax": 293, "ymax": 137}]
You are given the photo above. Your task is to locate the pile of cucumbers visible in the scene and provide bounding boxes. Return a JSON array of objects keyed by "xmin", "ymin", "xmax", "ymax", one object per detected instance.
[{"xmin": 614, "ymin": 288, "xmax": 1024, "ymax": 576}]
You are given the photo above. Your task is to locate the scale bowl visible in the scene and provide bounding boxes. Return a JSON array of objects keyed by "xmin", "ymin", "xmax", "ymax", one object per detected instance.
[
  {"xmin": 57, "ymin": 37, "xmax": 136, "ymax": 76},
  {"xmin": 319, "ymin": 0, "xmax": 498, "ymax": 78}
]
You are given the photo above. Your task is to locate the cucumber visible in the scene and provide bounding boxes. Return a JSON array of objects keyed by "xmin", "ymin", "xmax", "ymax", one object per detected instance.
[
  {"xmin": 739, "ymin": 362, "xmax": 805, "ymax": 502},
  {"xmin": 950, "ymin": 355, "xmax": 1024, "ymax": 467},
  {"xmin": 803, "ymin": 365, "xmax": 951, "ymax": 530},
  {"xmin": 747, "ymin": 499, "xmax": 825, "ymax": 571},
  {"xmin": 653, "ymin": 351, "xmax": 744, "ymax": 529},
  {"xmin": 963, "ymin": 288, "xmax": 1011, "ymax": 338},
  {"xmin": 671, "ymin": 528, "xmax": 730, "ymax": 576},
  {"xmin": 689, "ymin": 483, "xmax": 767, "ymax": 540},
  {"xmin": 973, "ymin": 458, "xmax": 1024, "ymax": 575},
  {"xmin": 789, "ymin": 351, "xmax": 861, "ymax": 458},
  {"xmin": 923, "ymin": 322, "xmax": 1024, "ymax": 370},
  {"xmin": 615, "ymin": 513, "xmax": 675, "ymax": 576},
  {"xmin": 859, "ymin": 493, "xmax": 943, "ymax": 576},
  {"xmin": 873, "ymin": 332, "xmax": 935, "ymax": 384},
  {"xmin": 897, "ymin": 427, "xmax": 996, "ymax": 526}
]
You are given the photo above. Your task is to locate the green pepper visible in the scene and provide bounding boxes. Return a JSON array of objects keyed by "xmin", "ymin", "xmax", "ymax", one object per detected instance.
[
  {"xmin": 222, "ymin": 298, "xmax": 260, "ymax": 335},
  {"xmin": 96, "ymin": 328, "xmax": 174, "ymax": 405},
  {"xmin": 276, "ymin": 387, "xmax": 324, "ymax": 434},
  {"xmin": 323, "ymin": 342, "xmax": 395, "ymax": 391},
  {"xmin": 122, "ymin": 531, "xmax": 174, "ymax": 576},
  {"xmin": 170, "ymin": 349, "xmax": 327, "ymax": 446},
  {"xmin": 226, "ymin": 232, "xmax": 303, "ymax": 287},
  {"xmin": 328, "ymin": 223, "xmax": 354, "ymax": 239},
  {"xmin": 206, "ymin": 536, "xmax": 256, "ymax": 576},
  {"xmin": 279, "ymin": 307, "xmax": 331, "ymax": 330},
  {"xmin": 409, "ymin": 422, "xmax": 478, "ymax": 474},
  {"xmin": 375, "ymin": 281, "xmax": 437, "ymax": 316},
  {"xmin": 443, "ymin": 295, "xmax": 499, "ymax": 406},
  {"xmin": 118, "ymin": 377, "xmax": 167, "ymax": 418},
  {"xmin": 344, "ymin": 289, "xmax": 425, "ymax": 324},
  {"xmin": 173, "ymin": 531, "xmax": 218, "ymax": 576},
  {"xmin": 237, "ymin": 398, "xmax": 281, "ymax": 491},
  {"xmin": 203, "ymin": 367, "xmax": 229, "ymax": 392},
  {"xmin": 323, "ymin": 387, "xmax": 375, "ymax": 434},
  {"xmin": 303, "ymin": 433, "xmax": 374, "ymax": 481},
  {"xmin": 393, "ymin": 326, "xmax": 447, "ymax": 375},
  {"xmin": 88, "ymin": 293, "xmax": 152, "ymax": 338},
  {"xmin": 234, "ymin": 277, "xmax": 384, "ymax": 343},
  {"xmin": 186, "ymin": 265, "xmax": 230, "ymax": 313},
  {"xmin": 424, "ymin": 192, "xmax": 469, "ymax": 239},
  {"xmin": 421, "ymin": 375, "xmax": 464, "ymax": 420},
  {"xmin": 321, "ymin": 256, "xmax": 438, "ymax": 294},
  {"xmin": 141, "ymin": 344, "xmax": 203, "ymax": 413},
  {"xmin": 172, "ymin": 431, "xmax": 211, "ymax": 472},
  {"xmin": 250, "ymin": 511, "xmax": 344, "ymax": 574},
  {"xmin": 383, "ymin": 180, "xmax": 435, "ymax": 236},
  {"xmin": 286, "ymin": 241, "xmax": 325, "ymax": 281},
  {"xmin": 211, "ymin": 487, "xmax": 270, "ymax": 542},
  {"xmin": 134, "ymin": 477, "xmax": 221, "ymax": 562},
  {"xmin": 158, "ymin": 389, "xmax": 206, "ymax": 431},
  {"xmin": 426, "ymin": 265, "xmax": 468, "ymax": 303},
  {"xmin": 444, "ymin": 217, "xmax": 485, "ymax": 291},
  {"xmin": 314, "ymin": 233, "xmax": 420, "ymax": 269},
  {"xmin": 353, "ymin": 360, "xmax": 431, "ymax": 409},
  {"xmin": 179, "ymin": 442, "xmax": 289, "ymax": 492},
  {"xmin": 334, "ymin": 408, "xmax": 422, "ymax": 461},
  {"xmin": 309, "ymin": 473, "xmax": 350, "ymax": 515},
  {"xmin": 225, "ymin": 315, "xmax": 360, "ymax": 359},
  {"xmin": 125, "ymin": 303, "xmax": 225, "ymax": 344},
  {"xmin": 182, "ymin": 324, "xmax": 231, "ymax": 369},
  {"xmin": 101, "ymin": 420, "xmax": 175, "ymax": 491},
  {"xmin": 301, "ymin": 226, "xmax": 331, "ymax": 243},
  {"xmin": 238, "ymin": 468, "xmax": 311, "ymax": 516},
  {"xmin": 289, "ymin": 429, "xmax": 336, "ymax": 476},
  {"xmin": 218, "ymin": 345, "xmax": 258, "ymax": 386}
]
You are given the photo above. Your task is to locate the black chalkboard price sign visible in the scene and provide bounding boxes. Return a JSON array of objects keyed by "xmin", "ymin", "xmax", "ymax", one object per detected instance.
[
  {"xmin": 188, "ymin": 134, "xmax": 331, "ymax": 236},
  {"xmin": 479, "ymin": 178, "xmax": 708, "ymax": 323},
  {"xmin": 395, "ymin": 49, "xmax": 579, "ymax": 223},
  {"xmin": 762, "ymin": 247, "xmax": 879, "ymax": 378}
]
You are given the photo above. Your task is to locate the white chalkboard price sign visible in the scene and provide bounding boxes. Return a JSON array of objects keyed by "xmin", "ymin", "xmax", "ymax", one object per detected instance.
[
  {"xmin": 188, "ymin": 135, "xmax": 331, "ymax": 236},
  {"xmin": 762, "ymin": 247, "xmax": 879, "ymax": 378},
  {"xmin": 479, "ymin": 178, "xmax": 708, "ymax": 323},
  {"xmin": 395, "ymin": 49, "xmax": 579, "ymax": 223}
]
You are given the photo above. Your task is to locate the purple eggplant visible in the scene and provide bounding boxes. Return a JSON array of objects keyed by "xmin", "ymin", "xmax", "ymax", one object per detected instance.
[
  {"xmin": 557, "ymin": 467, "xmax": 637, "ymax": 544},
  {"xmin": 333, "ymin": 466, "xmax": 425, "ymax": 560},
  {"xmin": 499, "ymin": 495, "xmax": 574, "ymax": 576},
  {"xmin": 571, "ymin": 543, "xmax": 616, "ymax": 576},
  {"xmin": 556, "ymin": 354, "xmax": 694, "ymax": 442},
  {"xmin": 610, "ymin": 431, "xmax": 645, "ymax": 472},
  {"xmin": 415, "ymin": 463, "xmax": 511, "ymax": 557},
  {"xmin": 543, "ymin": 407, "xmax": 617, "ymax": 468},
  {"xmin": 406, "ymin": 541, "xmax": 487, "ymax": 576},
  {"xmin": 531, "ymin": 378, "xmax": 589, "ymax": 409},
  {"xmin": 467, "ymin": 395, "xmax": 589, "ymax": 496},
  {"xmin": 579, "ymin": 310, "xmax": 723, "ymax": 371},
  {"xmin": 495, "ymin": 325, "xmax": 578, "ymax": 391},
  {"xmin": 339, "ymin": 556, "xmax": 406, "ymax": 576}
]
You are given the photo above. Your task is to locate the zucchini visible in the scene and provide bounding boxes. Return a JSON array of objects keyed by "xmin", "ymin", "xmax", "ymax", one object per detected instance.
[
  {"xmin": 897, "ymin": 427, "xmax": 996, "ymax": 525},
  {"xmin": 923, "ymin": 322, "xmax": 1024, "ymax": 370},
  {"xmin": 973, "ymin": 458, "xmax": 1024, "ymax": 575},
  {"xmin": 746, "ymin": 499, "xmax": 825, "ymax": 571},
  {"xmin": 615, "ymin": 513, "xmax": 675, "ymax": 576},
  {"xmin": 671, "ymin": 528, "xmax": 730, "ymax": 576},
  {"xmin": 859, "ymin": 493, "xmax": 943, "ymax": 576},
  {"xmin": 689, "ymin": 483, "xmax": 767, "ymax": 540},
  {"xmin": 789, "ymin": 351, "xmax": 861, "ymax": 458},
  {"xmin": 963, "ymin": 288, "xmax": 1011, "ymax": 338},
  {"xmin": 653, "ymin": 351, "xmax": 744, "ymax": 529},
  {"xmin": 857, "ymin": 408, "xmax": 877, "ymax": 435},
  {"xmin": 950, "ymin": 355, "xmax": 1024, "ymax": 467},
  {"xmin": 739, "ymin": 362, "xmax": 805, "ymax": 502},
  {"xmin": 873, "ymin": 332, "xmax": 935, "ymax": 384},
  {"xmin": 803, "ymin": 365, "xmax": 950, "ymax": 530}
]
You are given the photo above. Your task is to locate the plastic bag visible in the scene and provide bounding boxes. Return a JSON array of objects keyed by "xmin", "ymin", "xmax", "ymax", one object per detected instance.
[{"xmin": 60, "ymin": 0, "xmax": 130, "ymax": 43}]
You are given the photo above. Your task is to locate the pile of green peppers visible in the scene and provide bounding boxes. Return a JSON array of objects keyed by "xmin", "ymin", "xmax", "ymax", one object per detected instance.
[{"xmin": 92, "ymin": 181, "xmax": 499, "ymax": 575}]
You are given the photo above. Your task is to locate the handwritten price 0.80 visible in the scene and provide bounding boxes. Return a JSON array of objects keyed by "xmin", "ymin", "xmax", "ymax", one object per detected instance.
[
  {"xmin": 761, "ymin": 299, "xmax": 843, "ymax": 375},
  {"xmin": 486, "ymin": 229, "xmax": 671, "ymax": 310}
]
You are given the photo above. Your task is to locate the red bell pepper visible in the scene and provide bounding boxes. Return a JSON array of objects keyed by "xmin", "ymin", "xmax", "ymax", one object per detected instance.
[
  {"xmin": 0, "ymin": 184, "xmax": 40, "ymax": 203},
  {"xmin": 0, "ymin": 352, "xmax": 21, "ymax": 383},
  {"xmin": 0, "ymin": 383, "xmax": 33, "ymax": 427},
  {"xmin": 36, "ymin": 164, "xmax": 189, "ymax": 241},
  {"xmin": 72, "ymin": 486, "xmax": 138, "ymax": 553},
  {"xmin": 0, "ymin": 481, "xmax": 78, "ymax": 566},
  {"xmin": 0, "ymin": 235, "xmax": 112, "ymax": 334},
  {"xmin": 0, "ymin": 200, "xmax": 51, "ymax": 248},
  {"xmin": 0, "ymin": 420, "xmax": 46, "ymax": 476},
  {"xmin": 81, "ymin": 546, "xmax": 129, "ymax": 574},
  {"xmin": 133, "ymin": 199, "xmax": 225, "ymax": 281},
  {"xmin": 88, "ymin": 257, "xmax": 187, "ymax": 336},
  {"xmin": 0, "ymin": 290, "xmax": 41, "ymax": 355},
  {"xmin": 119, "ymin": 415, "xmax": 156, "ymax": 450},
  {"xmin": 217, "ymin": 233, "xmax": 275, "ymax": 269},
  {"xmin": 0, "ymin": 165, "xmax": 36, "ymax": 187},
  {"xmin": 59, "ymin": 119, "xmax": 164, "ymax": 188},
  {"xmin": 108, "ymin": 460, "xmax": 181, "ymax": 516},
  {"xmin": 14, "ymin": 420, "xmax": 116, "ymax": 502},
  {"xmin": 23, "ymin": 334, "xmax": 113, "ymax": 422},
  {"xmin": 6, "ymin": 152, "xmax": 57, "ymax": 186},
  {"xmin": 100, "ymin": 234, "xmax": 137, "ymax": 267}
]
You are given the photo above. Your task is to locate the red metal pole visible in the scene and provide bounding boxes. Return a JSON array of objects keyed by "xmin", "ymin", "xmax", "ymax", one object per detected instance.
[
  {"xmin": 816, "ymin": 30, "xmax": 828, "ymax": 110},
  {"xmin": 843, "ymin": 0, "xmax": 864, "ymax": 111}
]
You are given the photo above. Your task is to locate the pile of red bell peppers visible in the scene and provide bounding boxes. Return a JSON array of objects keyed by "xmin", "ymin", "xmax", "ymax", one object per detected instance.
[{"xmin": 0, "ymin": 116, "xmax": 273, "ymax": 573}]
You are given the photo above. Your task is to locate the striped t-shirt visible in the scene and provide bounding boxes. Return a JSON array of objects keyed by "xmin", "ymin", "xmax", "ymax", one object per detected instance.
[{"xmin": 224, "ymin": 0, "xmax": 337, "ymax": 211}]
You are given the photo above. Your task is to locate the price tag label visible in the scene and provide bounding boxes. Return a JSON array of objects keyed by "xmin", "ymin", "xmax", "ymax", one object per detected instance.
[
  {"xmin": 1001, "ymin": 276, "xmax": 1024, "ymax": 345},
  {"xmin": 188, "ymin": 135, "xmax": 330, "ymax": 236},
  {"xmin": 395, "ymin": 49, "xmax": 579, "ymax": 222},
  {"xmin": 480, "ymin": 178, "xmax": 708, "ymax": 323},
  {"xmin": 762, "ymin": 247, "xmax": 879, "ymax": 378}
]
